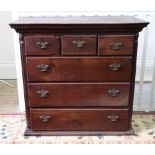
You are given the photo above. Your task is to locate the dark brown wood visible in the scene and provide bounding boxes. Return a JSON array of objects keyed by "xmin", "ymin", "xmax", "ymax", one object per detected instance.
[
  {"xmin": 10, "ymin": 16, "xmax": 148, "ymax": 24},
  {"xmin": 10, "ymin": 16, "xmax": 149, "ymax": 136},
  {"xmin": 98, "ymin": 35, "xmax": 134, "ymax": 55},
  {"xmin": 26, "ymin": 57, "xmax": 132, "ymax": 82},
  {"xmin": 24, "ymin": 127, "xmax": 135, "ymax": 136},
  {"xmin": 128, "ymin": 33, "xmax": 139, "ymax": 129},
  {"xmin": 24, "ymin": 35, "xmax": 60, "ymax": 55},
  {"xmin": 62, "ymin": 35, "xmax": 96, "ymax": 55},
  {"xmin": 9, "ymin": 16, "xmax": 149, "ymax": 34},
  {"xmin": 19, "ymin": 34, "xmax": 31, "ymax": 129},
  {"xmin": 28, "ymin": 82, "xmax": 130, "ymax": 107},
  {"xmin": 30, "ymin": 108, "xmax": 129, "ymax": 131}
]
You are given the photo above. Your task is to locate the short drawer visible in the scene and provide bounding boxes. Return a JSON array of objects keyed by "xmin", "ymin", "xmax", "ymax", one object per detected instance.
[
  {"xmin": 98, "ymin": 35, "xmax": 134, "ymax": 55},
  {"xmin": 62, "ymin": 35, "xmax": 96, "ymax": 55},
  {"xmin": 24, "ymin": 35, "xmax": 60, "ymax": 55},
  {"xmin": 30, "ymin": 108, "xmax": 129, "ymax": 131},
  {"xmin": 26, "ymin": 57, "xmax": 132, "ymax": 82},
  {"xmin": 28, "ymin": 83, "xmax": 130, "ymax": 107}
]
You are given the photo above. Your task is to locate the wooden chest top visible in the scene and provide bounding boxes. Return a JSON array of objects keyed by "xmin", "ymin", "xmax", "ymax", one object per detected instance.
[{"xmin": 9, "ymin": 16, "xmax": 149, "ymax": 33}]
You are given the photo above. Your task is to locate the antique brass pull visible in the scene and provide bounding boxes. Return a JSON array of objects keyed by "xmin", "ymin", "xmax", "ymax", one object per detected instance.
[
  {"xmin": 37, "ymin": 89, "xmax": 49, "ymax": 98},
  {"xmin": 109, "ymin": 41, "xmax": 123, "ymax": 50},
  {"xmin": 37, "ymin": 64, "xmax": 51, "ymax": 72},
  {"xmin": 39, "ymin": 115, "xmax": 51, "ymax": 123},
  {"xmin": 108, "ymin": 89, "xmax": 120, "ymax": 97},
  {"xmin": 36, "ymin": 40, "xmax": 49, "ymax": 49},
  {"xmin": 72, "ymin": 40, "xmax": 86, "ymax": 48},
  {"xmin": 107, "ymin": 115, "xmax": 119, "ymax": 122},
  {"xmin": 108, "ymin": 63, "xmax": 121, "ymax": 71}
]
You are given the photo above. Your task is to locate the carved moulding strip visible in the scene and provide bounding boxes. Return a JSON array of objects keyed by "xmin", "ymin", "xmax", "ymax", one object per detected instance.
[{"xmin": 10, "ymin": 24, "xmax": 147, "ymax": 34}]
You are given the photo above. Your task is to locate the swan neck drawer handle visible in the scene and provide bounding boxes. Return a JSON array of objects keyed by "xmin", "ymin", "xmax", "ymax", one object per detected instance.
[
  {"xmin": 109, "ymin": 41, "xmax": 123, "ymax": 50},
  {"xmin": 107, "ymin": 115, "xmax": 119, "ymax": 122},
  {"xmin": 37, "ymin": 89, "xmax": 49, "ymax": 98},
  {"xmin": 36, "ymin": 41, "xmax": 49, "ymax": 49},
  {"xmin": 108, "ymin": 89, "xmax": 120, "ymax": 97},
  {"xmin": 37, "ymin": 64, "xmax": 51, "ymax": 72},
  {"xmin": 39, "ymin": 115, "xmax": 51, "ymax": 122},
  {"xmin": 108, "ymin": 63, "xmax": 121, "ymax": 71},
  {"xmin": 72, "ymin": 40, "xmax": 86, "ymax": 48}
]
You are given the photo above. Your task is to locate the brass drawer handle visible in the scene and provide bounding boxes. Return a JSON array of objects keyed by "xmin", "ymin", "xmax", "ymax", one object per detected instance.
[
  {"xmin": 107, "ymin": 115, "xmax": 119, "ymax": 122},
  {"xmin": 37, "ymin": 64, "xmax": 51, "ymax": 72},
  {"xmin": 37, "ymin": 89, "xmax": 49, "ymax": 98},
  {"xmin": 36, "ymin": 40, "xmax": 49, "ymax": 49},
  {"xmin": 72, "ymin": 40, "xmax": 86, "ymax": 48},
  {"xmin": 39, "ymin": 115, "xmax": 51, "ymax": 123},
  {"xmin": 108, "ymin": 63, "xmax": 121, "ymax": 71},
  {"xmin": 109, "ymin": 41, "xmax": 123, "ymax": 50},
  {"xmin": 108, "ymin": 89, "xmax": 120, "ymax": 97}
]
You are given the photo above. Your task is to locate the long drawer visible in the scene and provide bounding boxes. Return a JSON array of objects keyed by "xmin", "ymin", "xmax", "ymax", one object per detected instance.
[
  {"xmin": 26, "ymin": 57, "xmax": 132, "ymax": 82},
  {"xmin": 30, "ymin": 108, "xmax": 129, "ymax": 131},
  {"xmin": 28, "ymin": 83, "xmax": 130, "ymax": 107}
]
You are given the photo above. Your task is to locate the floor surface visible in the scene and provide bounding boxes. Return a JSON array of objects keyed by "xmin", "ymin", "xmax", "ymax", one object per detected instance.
[{"xmin": 0, "ymin": 80, "xmax": 19, "ymax": 113}]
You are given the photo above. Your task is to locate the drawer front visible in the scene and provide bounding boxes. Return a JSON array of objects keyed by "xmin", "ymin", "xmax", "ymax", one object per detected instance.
[
  {"xmin": 24, "ymin": 35, "xmax": 60, "ymax": 55},
  {"xmin": 30, "ymin": 108, "xmax": 129, "ymax": 131},
  {"xmin": 26, "ymin": 57, "xmax": 132, "ymax": 82},
  {"xmin": 62, "ymin": 35, "xmax": 96, "ymax": 55},
  {"xmin": 28, "ymin": 83, "xmax": 130, "ymax": 107},
  {"xmin": 99, "ymin": 35, "xmax": 134, "ymax": 55}
]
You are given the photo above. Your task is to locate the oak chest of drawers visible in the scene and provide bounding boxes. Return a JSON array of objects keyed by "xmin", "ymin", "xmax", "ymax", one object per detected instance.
[{"xmin": 10, "ymin": 16, "xmax": 149, "ymax": 136}]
